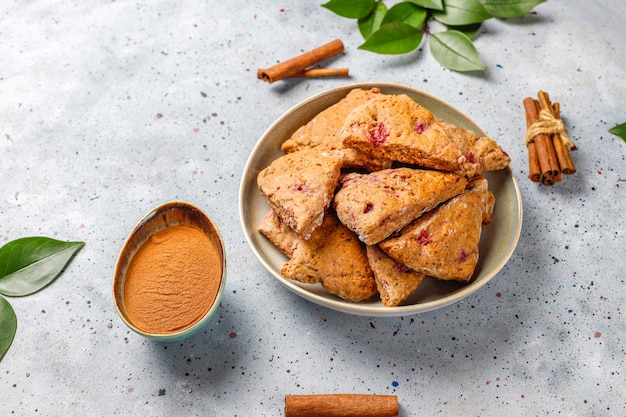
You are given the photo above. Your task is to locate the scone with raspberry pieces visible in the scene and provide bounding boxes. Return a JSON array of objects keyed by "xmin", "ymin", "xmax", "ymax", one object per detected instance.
[
  {"xmin": 281, "ymin": 211, "xmax": 378, "ymax": 302},
  {"xmin": 257, "ymin": 148, "xmax": 343, "ymax": 240},
  {"xmin": 333, "ymin": 167, "xmax": 468, "ymax": 245},
  {"xmin": 366, "ymin": 245, "xmax": 425, "ymax": 307},
  {"xmin": 341, "ymin": 93, "xmax": 477, "ymax": 175},
  {"xmin": 258, "ymin": 209, "xmax": 299, "ymax": 258},
  {"xmin": 437, "ymin": 119, "xmax": 511, "ymax": 172},
  {"xmin": 281, "ymin": 88, "xmax": 392, "ymax": 172},
  {"xmin": 378, "ymin": 177, "xmax": 494, "ymax": 282}
]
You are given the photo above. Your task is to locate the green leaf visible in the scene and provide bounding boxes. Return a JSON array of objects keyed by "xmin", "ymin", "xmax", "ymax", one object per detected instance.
[
  {"xmin": 430, "ymin": 30, "xmax": 487, "ymax": 71},
  {"xmin": 408, "ymin": 0, "xmax": 444, "ymax": 11},
  {"xmin": 0, "ymin": 237, "xmax": 84, "ymax": 297},
  {"xmin": 381, "ymin": 2, "xmax": 427, "ymax": 28},
  {"xmin": 0, "ymin": 296, "xmax": 17, "ymax": 362},
  {"xmin": 359, "ymin": 21, "xmax": 424, "ymax": 54},
  {"xmin": 482, "ymin": 0, "xmax": 546, "ymax": 19},
  {"xmin": 433, "ymin": 0, "xmax": 491, "ymax": 25},
  {"xmin": 608, "ymin": 122, "xmax": 626, "ymax": 143},
  {"xmin": 322, "ymin": 0, "xmax": 376, "ymax": 19},
  {"xmin": 358, "ymin": 1, "xmax": 388, "ymax": 39}
]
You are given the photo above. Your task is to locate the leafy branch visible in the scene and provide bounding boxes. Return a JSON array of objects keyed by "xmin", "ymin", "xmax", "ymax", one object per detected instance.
[{"xmin": 322, "ymin": 0, "xmax": 546, "ymax": 72}]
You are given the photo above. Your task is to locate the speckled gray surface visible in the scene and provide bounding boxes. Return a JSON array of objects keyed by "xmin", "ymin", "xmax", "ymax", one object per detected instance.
[{"xmin": 1, "ymin": 1, "xmax": 625, "ymax": 416}]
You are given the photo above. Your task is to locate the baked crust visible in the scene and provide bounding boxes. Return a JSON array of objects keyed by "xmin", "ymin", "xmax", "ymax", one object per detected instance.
[
  {"xmin": 281, "ymin": 88, "xmax": 392, "ymax": 172},
  {"xmin": 333, "ymin": 167, "xmax": 468, "ymax": 245},
  {"xmin": 258, "ymin": 209, "xmax": 298, "ymax": 257},
  {"xmin": 341, "ymin": 93, "xmax": 476, "ymax": 175},
  {"xmin": 437, "ymin": 119, "xmax": 511, "ymax": 172},
  {"xmin": 257, "ymin": 148, "xmax": 343, "ymax": 239},
  {"xmin": 281, "ymin": 211, "xmax": 378, "ymax": 302},
  {"xmin": 378, "ymin": 177, "xmax": 494, "ymax": 282},
  {"xmin": 366, "ymin": 245, "xmax": 425, "ymax": 307}
]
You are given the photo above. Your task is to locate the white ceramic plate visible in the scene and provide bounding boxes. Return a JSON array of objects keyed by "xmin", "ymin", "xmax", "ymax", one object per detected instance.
[{"xmin": 239, "ymin": 82, "xmax": 522, "ymax": 317}]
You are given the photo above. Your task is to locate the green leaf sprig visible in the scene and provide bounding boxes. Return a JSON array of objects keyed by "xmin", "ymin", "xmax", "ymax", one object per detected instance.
[
  {"xmin": 0, "ymin": 237, "xmax": 84, "ymax": 361},
  {"xmin": 322, "ymin": 0, "xmax": 546, "ymax": 72}
]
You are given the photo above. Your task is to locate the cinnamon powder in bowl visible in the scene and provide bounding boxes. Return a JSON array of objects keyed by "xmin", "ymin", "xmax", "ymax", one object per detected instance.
[{"xmin": 113, "ymin": 201, "xmax": 226, "ymax": 341}]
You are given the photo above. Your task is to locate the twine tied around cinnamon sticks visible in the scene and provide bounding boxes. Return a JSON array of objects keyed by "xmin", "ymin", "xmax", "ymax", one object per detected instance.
[
  {"xmin": 258, "ymin": 39, "xmax": 349, "ymax": 83},
  {"xmin": 524, "ymin": 109, "xmax": 574, "ymax": 149},
  {"xmin": 523, "ymin": 91, "xmax": 577, "ymax": 185}
]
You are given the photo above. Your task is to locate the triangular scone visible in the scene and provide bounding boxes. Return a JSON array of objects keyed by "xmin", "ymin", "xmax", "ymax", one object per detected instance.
[
  {"xmin": 280, "ymin": 212, "xmax": 340, "ymax": 284},
  {"xmin": 258, "ymin": 209, "xmax": 299, "ymax": 257},
  {"xmin": 467, "ymin": 175, "xmax": 496, "ymax": 226},
  {"xmin": 482, "ymin": 186, "xmax": 496, "ymax": 225},
  {"xmin": 366, "ymin": 245, "xmax": 425, "ymax": 307},
  {"xmin": 341, "ymin": 93, "xmax": 476, "ymax": 175},
  {"xmin": 437, "ymin": 119, "xmax": 511, "ymax": 172},
  {"xmin": 378, "ymin": 177, "xmax": 494, "ymax": 282},
  {"xmin": 257, "ymin": 148, "xmax": 343, "ymax": 239},
  {"xmin": 281, "ymin": 88, "xmax": 392, "ymax": 172},
  {"xmin": 333, "ymin": 167, "xmax": 468, "ymax": 245},
  {"xmin": 281, "ymin": 211, "xmax": 378, "ymax": 302}
]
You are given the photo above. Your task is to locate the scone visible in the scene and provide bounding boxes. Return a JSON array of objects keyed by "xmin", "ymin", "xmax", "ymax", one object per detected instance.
[
  {"xmin": 378, "ymin": 177, "xmax": 494, "ymax": 282},
  {"xmin": 281, "ymin": 211, "xmax": 378, "ymax": 302},
  {"xmin": 366, "ymin": 245, "xmax": 425, "ymax": 307},
  {"xmin": 281, "ymin": 88, "xmax": 392, "ymax": 172},
  {"xmin": 437, "ymin": 119, "xmax": 511, "ymax": 172},
  {"xmin": 341, "ymin": 93, "xmax": 476, "ymax": 175},
  {"xmin": 482, "ymin": 186, "xmax": 496, "ymax": 225},
  {"xmin": 257, "ymin": 148, "xmax": 343, "ymax": 239},
  {"xmin": 333, "ymin": 167, "xmax": 468, "ymax": 245},
  {"xmin": 258, "ymin": 209, "xmax": 299, "ymax": 257}
]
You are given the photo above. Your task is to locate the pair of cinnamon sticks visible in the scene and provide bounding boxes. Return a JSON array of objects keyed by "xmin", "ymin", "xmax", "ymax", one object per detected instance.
[
  {"xmin": 523, "ymin": 91, "xmax": 576, "ymax": 185},
  {"xmin": 258, "ymin": 39, "xmax": 349, "ymax": 83},
  {"xmin": 285, "ymin": 394, "xmax": 398, "ymax": 417}
]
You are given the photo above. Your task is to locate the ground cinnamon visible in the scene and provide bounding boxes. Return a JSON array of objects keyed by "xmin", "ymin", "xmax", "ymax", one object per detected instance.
[
  {"xmin": 123, "ymin": 225, "xmax": 222, "ymax": 334},
  {"xmin": 284, "ymin": 394, "xmax": 398, "ymax": 417},
  {"xmin": 258, "ymin": 39, "xmax": 346, "ymax": 83}
]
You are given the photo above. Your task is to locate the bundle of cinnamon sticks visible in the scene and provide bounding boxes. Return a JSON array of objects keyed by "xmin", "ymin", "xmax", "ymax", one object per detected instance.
[
  {"xmin": 258, "ymin": 39, "xmax": 349, "ymax": 83},
  {"xmin": 523, "ymin": 91, "xmax": 577, "ymax": 185}
]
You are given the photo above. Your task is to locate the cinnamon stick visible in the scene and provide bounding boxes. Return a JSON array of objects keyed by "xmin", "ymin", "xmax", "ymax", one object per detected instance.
[
  {"xmin": 526, "ymin": 130, "xmax": 542, "ymax": 183},
  {"xmin": 284, "ymin": 394, "xmax": 398, "ymax": 417},
  {"xmin": 523, "ymin": 97, "xmax": 560, "ymax": 181},
  {"xmin": 258, "ymin": 39, "xmax": 345, "ymax": 83},
  {"xmin": 537, "ymin": 94, "xmax": 576, "ymax": 175},
  {"xmin": 293, "ymin": 67, "xmax": 350, "ymax": 78}
]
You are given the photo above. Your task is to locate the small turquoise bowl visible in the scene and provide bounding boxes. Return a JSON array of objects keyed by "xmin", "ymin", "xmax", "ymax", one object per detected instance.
[{"xmin": 113, "ymin": 201, "xmax": 226, "ymax": 342}]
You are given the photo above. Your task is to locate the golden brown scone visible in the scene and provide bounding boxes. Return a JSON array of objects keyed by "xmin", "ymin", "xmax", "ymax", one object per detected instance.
[
  {"xmin": 258, "ymin": 209, "xmax": 299, "ymax": 257},
  {"xmin": 257, "ymin": 148, "xmax": 343, "ymax": 240},
  {"xmin": 378, "ymin": 177, "xmax": 493, "ymax": 282},
  {"xmin": 333, "ymin": 167, "xmax": 468, "ymax": 245},
  {"xmin": 366, "ymin": 245, "xmax": 425, "ymax": 307},
  {"xmin": 483, "ymin": 187, "xmax": 496, "ymax": 225},
  {"xmin": 281, "ymin": 88, "xmax": 393, "ymax": 172},
  {"xmin": 280, "ymin": 212, "xmax": 340, "ymax": 284},
  {"xmin": 469, "ymin": 176, "xmax": 496, "ymax": 225},
  {"xmin": 281, "ymin": 211, "xmax": 378, "ymax": 302},
  {"xmin": 341, "ymin": 94, "xmax": 476, "ymax": 175},
  {"xmin": 437, "ymin": 118, "xmax": 511, "ymax": 172}
]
